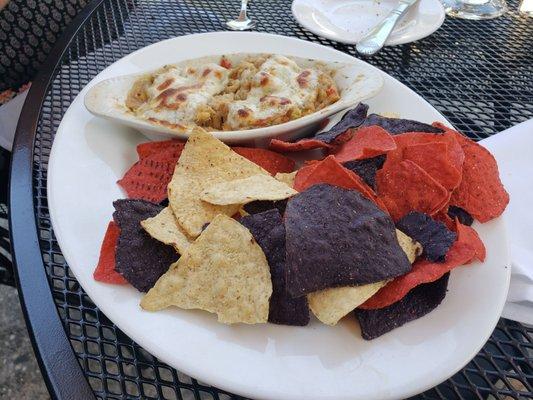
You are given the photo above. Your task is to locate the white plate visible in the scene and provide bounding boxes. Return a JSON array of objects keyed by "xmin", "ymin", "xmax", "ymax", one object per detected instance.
[
  {"xmin": 292, "ymin": 0, "xmax": 445, "ymax": 46},
  {"xmin": 48, "ymin": 32, "xmax": 510, "ymax": 400}
]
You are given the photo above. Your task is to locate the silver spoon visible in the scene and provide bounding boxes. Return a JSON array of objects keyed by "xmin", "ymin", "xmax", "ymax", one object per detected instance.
[
  {"xmin": 226, "ymin": 0, "xmax": 256, "ymax": 31},
  {"xmin": 356, "ymin": 0, "xmax": 419, "ymax": 56}
]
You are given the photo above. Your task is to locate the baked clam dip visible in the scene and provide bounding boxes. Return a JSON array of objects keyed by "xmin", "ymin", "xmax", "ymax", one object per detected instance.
[{"xmin": 124, "ymin": 54, "xmax": 341, "ymax": 132}]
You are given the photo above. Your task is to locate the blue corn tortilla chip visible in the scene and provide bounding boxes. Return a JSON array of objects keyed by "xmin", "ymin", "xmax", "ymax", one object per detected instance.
[
  {"xmin": 285, "ymin": 184, "xmax": 412, "ymax": 297},
  {"xmin": 342, "ymin": 155, "xmax": 386, "ymax": 190},
  {"xmin": 362, "ymin": 114, "xmax": 444, "ymax": 134},
  {"xmin": 448, "ymin": 205, "xmax": 474, "ymax": 226},
  {"xmin": 355, "ymin": 273, "xmax": 450, "ymax": 340},
  {"xmin": 241, "ymin": 209, "xmax": 309, "ymax": 326},
  {"xmin": 313, "ymin": 103, "xmax": 369, "ymax": 144},
  {"xmin": 396, "ymin": 211, "xmax": 457, "ymax": 262},
  {"xmin": 243, "ymin": 199, "xmax": 288, "ymax": 216},
  {"xmin": 113, "ymin": 199, "xmax": 179, "ymax": 292}
]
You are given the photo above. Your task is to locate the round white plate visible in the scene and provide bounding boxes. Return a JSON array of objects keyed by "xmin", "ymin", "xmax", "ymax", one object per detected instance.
[
  {"xmin": 48, "ymin": 32, "xmax": 510, "ymax": 400},
  {"xmin": 292, "ymin": 0, "xmax": 445, "ymax": 46}
]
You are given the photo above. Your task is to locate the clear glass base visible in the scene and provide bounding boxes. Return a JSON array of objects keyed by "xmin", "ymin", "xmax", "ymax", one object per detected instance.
[{"xmin": 442, "ymin": 0, "xmax": 508, "ymax": 19}]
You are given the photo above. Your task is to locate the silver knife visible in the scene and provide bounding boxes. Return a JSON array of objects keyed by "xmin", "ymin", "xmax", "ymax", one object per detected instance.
[{"xmin": 356, "ymin": 0, "xmax": 419, "ymax": 56}]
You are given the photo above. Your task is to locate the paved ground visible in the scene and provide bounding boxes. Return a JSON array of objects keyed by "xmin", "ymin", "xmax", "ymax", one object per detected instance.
[{"xmin": 0, "ymin": 284, "xmax": 48, "ymax": 399}]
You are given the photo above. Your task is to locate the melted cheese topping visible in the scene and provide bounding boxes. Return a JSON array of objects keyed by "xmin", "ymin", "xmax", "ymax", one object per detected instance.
[
  {"xmin": 127, "ymin": 55, "xmax": 339, "ymax": 131},
  {"xmin": 226, "ymin": 55, "xmax": 320, "ymax": 130},
  {"xmin": 139, "ymin": 63, "xmax": 229, "ymax": 126}
]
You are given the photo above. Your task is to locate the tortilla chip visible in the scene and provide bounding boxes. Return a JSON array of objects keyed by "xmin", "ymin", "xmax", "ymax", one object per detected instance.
[
  {"xmin": 293, "ymin": 162, "xmax": 319, "ymax": 192},
  {"xmin": 362, "ymin": 115, "xmax": 444, "ymax": 134},
  {"xmin": 294, "ymin": 155, "xmax": 387, "ymax": 212},
  {"xmin": 308, "ymin": 282, "xmax": 387, "ymax": 326},
  {"xmin": 308, "ymin": 229, "xmax": 420, "ymax": 325},
  {"xmin": 454, "ymin": 220, "xmax": 486, "ymax": 262},
  {"xmin": 445, "ymin": 128, "xmax": 509, "ymax": 222},
  {"xmin": 275, "ymin": 171, "xmax": 297, "ymax": 187},
  {"xmin": 141, "ymin": 207, "xmax": 193, "ymax": 254},
  {"xmin": 402, "ymin": 142, "xmax": 462, "ymax": 191},
  {"xmin": 124, "ymin": 141, "xmax": 292, "ymax": 204},
  {"xmin": 360, "ymin": 228, "xmax": 478, "ymax": 310},
  {"xmin": 200, "ymin": 174, "xmax": 297, "ymax": 206},
  {"xmin": 242, "ymin": 199, "xmax": 288, "ymax": 216},
  {"xmin": 117, "ymin": 145, "xmax": 183, "ymax": 203},
  {"xmin": 241, "ymin": 210, "xmax": 309, "ymax": 326},
  {"xmin": 269, "ymin": 104, "xmax": 369, "ymax": 152},
  {"xmin": 448, "ymin": 205, "xmax": 473, "ymax": 226},
  {"xmin": 390, "ymin": 131, "xmax": 465, "ymax": 173},
  {"xmin": 232, "ymin": 147, "xmax": 296, "ymax": 175},
  {"xmin": 285, "ymin": 184, "xmax": 411, "ymax": 297},
  {"xmin": 269, "ymin": 138, "xmax": 333, "ymax": 152},
  {"xmin": 376, "ymin": 160, "xmax": 450, "ymax": 221},
  {"xmin": 137, "ymin": 139, "xmax": 184, "ymax": 159},
  {"xmin": 313, "ymin": 103, "xmax": 369, "ymax": 143},
  {"xmin": 342, "ymin": 155, "xmax": 386, "ymax": 190},
  {"xmin": 140, "ymin": 215, "xmax": 272, "ymax": 324},
  {"xmin": 396, "ymin": 229, "xmax": 423, "ymax": 263},
  {"xmin": 331, "ymin": 126, "xmax": 396, "ymax": 163},
  {"xmin": 113, "ymin": 200, "xmax": 179, "ymax": 292},
  {"xmin": 93, "ymin": 221, "xmax": 126, "ymax": 284},
  {"xmin": 355, "ymin": 273, "xmax": 450, "ymax": 340},
  {"xmin": 168, "ymin": 130, "xmax": 269, "ymax": 237},
  {"xmin": 396, "ymin": 212, "xmax": 457, "ymax": 262}
]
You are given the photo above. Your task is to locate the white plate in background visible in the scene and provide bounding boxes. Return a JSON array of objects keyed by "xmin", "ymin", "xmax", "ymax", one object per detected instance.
[
  {"xmin": 292, "ymin": 0, "xmax": 445, "ymax": 45},
  {"xmin": 48, "ymin": 32, "xmax": 509, "ymax": 400}
]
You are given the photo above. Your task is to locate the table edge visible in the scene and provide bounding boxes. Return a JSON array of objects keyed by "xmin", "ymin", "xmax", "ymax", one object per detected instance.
[{"xmin": 8, "ymin": 0, "xmax": 106, "ymax": 399}]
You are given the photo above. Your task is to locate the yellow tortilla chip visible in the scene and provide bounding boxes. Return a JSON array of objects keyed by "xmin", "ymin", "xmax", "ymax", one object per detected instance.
[
  {"xmin": 275, "ymin": 171, "xmax": 297, "ymax": 188},
  {"xmin": 308, "ymin": 281, "xmax": 387, "ymax": 326},
  {"xmin": 308, "ymin": 230, "xmax": 421, "ymax": 326},
  {"xmin": 141, "ymin": 207, "xmax": 193, "ymax": 254},
  {"xmin": 140, "ymin": 214, "xmax": 272, "ymax": 324},
  {"xmin": 168, "ymin": 129, "xmax": 269, "ymax": 237},
  {"xmin": 396, "ymin": 229, "xmax": 423, "ymax": 263},
  {"xmin": 200, "ymin": 174, "xmax": 297, "ymax": 206}
]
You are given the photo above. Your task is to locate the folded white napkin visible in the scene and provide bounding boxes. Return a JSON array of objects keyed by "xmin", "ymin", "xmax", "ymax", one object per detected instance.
[{"xmin": 481, "ymin": 119, "xmax": 533, "ymax": 326}]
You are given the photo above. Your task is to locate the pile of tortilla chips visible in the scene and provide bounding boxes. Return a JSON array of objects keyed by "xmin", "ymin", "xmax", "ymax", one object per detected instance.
[{"xmin": 93, "ymin": 103, "xmax": 508, "ymax": 339}]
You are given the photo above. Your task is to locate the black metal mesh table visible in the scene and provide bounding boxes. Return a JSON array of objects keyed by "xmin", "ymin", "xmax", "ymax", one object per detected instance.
[{"xmin": 9, "ymin": 0, "xmax": 533, "ymax": 399}]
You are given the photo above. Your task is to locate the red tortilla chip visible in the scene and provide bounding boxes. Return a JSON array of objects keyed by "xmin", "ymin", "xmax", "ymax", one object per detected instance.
[
  {"xmin": 137, "ymin": 139, "xmax": 184, "ymax": 159},
  {"xmin": 433, "ymin": 209, "xmax": 455, "ymax": 230},
  {"xmin": 441, "ymin": 131, "xmax": 465, "ymax": 171},
  {"xmin": 360, "ymin": 223, "xmax": 484, "ymax": 310},
  {"xmin": 377, "ymin": 159, "xmax": 450, "ymax": 221},
  {"xmin": 294, "ymin": 156, "xmax": 387, "ymax": 212},
  {"xmin": 403, "ymin": 142, "xmax": 462, "ymax": 190},
  {"xmin": 93, "ymin": 221, "xmax": 126, "ymax": 284},
  {"xmin": 387, "ymin": 131, "xmax": 465, "ymax": 173},
  {"xmin": 269, "ymin": 138, "xmax": 333, "ymax": 152},
  {"xmin": 441, "ymin": 128, "xmax": 509, "ymax": 223},
  {"xmin": 117, "ymin": 146, "xmax": 182, "ymax": 203},
  {"xmin": 331, "ymin": 126, "xmax": 396, "ymax": 163},
  {"xmin": 232, "ymin": 147, "xmax": 296, "ymax": 175},
  {"xmin": 454, "ymin": 219, "xmax": 486, "ymax": 262},
  {"xmin": 293, "ymin": 163, "xmax": 319, "ymax": 192}
]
